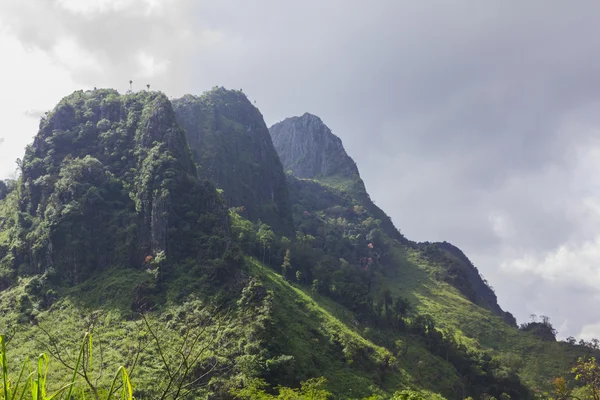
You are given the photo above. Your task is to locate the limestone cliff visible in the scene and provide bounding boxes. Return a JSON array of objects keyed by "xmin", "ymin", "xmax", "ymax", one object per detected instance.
[
  {"xmin": 173, "ymin": 88, "xmax": 294, "ymax": 237},
  {"xmin": 270, "ymin": 113, "xmax": 405, "ymax": 243},
  {"xmin": 7, "ymin": 89, "xmax": 226, "ymax": 283}
]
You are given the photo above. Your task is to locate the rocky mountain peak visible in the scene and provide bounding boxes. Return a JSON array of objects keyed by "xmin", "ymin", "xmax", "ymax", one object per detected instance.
[
  {"xmin": 10, "ymin": 89, "xmax": 226, "ymax": 282},
  {"xmin": 270, "ymin": 114, "xmax": 406, "ymax": 244},
  {"xmin": 172, "ymin": 87, "xmax": 294, "ymax": 236},
  {"xmin": 269, "ymin": 113, "xmax": 360, "ymax": 183}
]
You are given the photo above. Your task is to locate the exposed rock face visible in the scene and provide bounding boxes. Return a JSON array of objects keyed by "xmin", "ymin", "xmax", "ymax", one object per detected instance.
[
  {"xmin": 270, "ymin": 113, "xmax": 405, "ymax": 243},
  {"xmin": 10, "ymin": 89, "xmax": 226, "ymax": 282},
  {"xmin": 269, "ymin": 113, "xmax": 361, "ymax": 181},
  {"xmin": 172, "ymin": 88, "xmax": 293, "ymax": 236}
]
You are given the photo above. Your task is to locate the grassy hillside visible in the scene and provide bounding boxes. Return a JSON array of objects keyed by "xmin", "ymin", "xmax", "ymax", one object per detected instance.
[
  {"xmin": 380, "ymin": 240, "xmax": 595, "ymax": 393},
  {"xmin": 0, "ymin": 255, "xmax": 454, "ymax": 399},
  {"xmin": 281, "ymin": 173, "xmax": 597, "ymax": 399}
]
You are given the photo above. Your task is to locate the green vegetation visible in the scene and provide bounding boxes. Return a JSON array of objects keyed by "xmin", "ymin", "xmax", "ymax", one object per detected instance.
[
  {"xmin": 0, "ymin": 88, "xmax": 597, "ymax": 399},
  {"xmin": 1, "ymin": 333, "xmax": 134, "ymax": 400}
]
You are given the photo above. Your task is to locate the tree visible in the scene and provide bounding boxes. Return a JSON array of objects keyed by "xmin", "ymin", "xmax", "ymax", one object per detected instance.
[
  {"xmin": 311, "ymin": 279, "xmax": 319, "ymax": 297},
  {"xmin": 391, "ymin": 297, "xmax": 410, "ymax": 330},
  {"xmin": 550, "ymin": 357, "xmax": 600, "ymax": 400},
  {"xmin": 382, "ymin": 289, "xmax": 393, "ymax": 324},
  {"xmin": 257, "ymin": 223, "xmax": 275, "ymax": 264},
  {"xmin": 572, "ymin": 357, "xmax": 600, "ymax": 400},
  {"xmin": 231, "ymin": 376, "xmax": 331, "ymax": 399},
  {"xmin": 296, "ymin": 270, "xmax": 303, "ymax": 284},
  {"xmin": 281, "ymin": 249, "xmax": 292, "ymax": 280},
  {"xmin": 129, "ymin": 80, "xmax": 133, "ymax": 91},
  {"xmin": 230, "ymin": 210, "xmax": 257, "ymax": 253},
  {"xmin": 0, "ymin": 180, "xmax": 7, "ymax": 201},
  {"xmin": 550, "ymin": 376, "xmax": 574, "ymax": 400},
  {"xmin": 519, "ymin": 316, "xmax": 557, "ymax": 341}
]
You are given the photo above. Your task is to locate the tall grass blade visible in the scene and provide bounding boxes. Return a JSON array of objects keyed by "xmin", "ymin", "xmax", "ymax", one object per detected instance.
[
  {"xmin": 65, "ymin": 332, "xmax": 88, "ymax": 400},
  {"xmin": 107, "ymin": 366, "xmax": 123, "ymax": 399},
  {"xmin": 44, "ymin": 381, "xmax": 74, "ymax": 400},
  {"xmin": 106, "ymin": 366, "xmax": 132, "ymax": 400},
  {"xmin": 15, "ymin": 373, "xmax": 32, "ymax": 400},
  {"xmin": 1, "ymin": 336, "xmax": 9, "ymax": 400},
  {"xmin": 121, "ymin": 367, "xmax": 132, "ymax": 400},
  {"xmin": 88, "ymin": 334, "xmax": 93, "ymax": 374},
  {"xmin": 10, "ymin": 355, "xmax": 29, "ymax": 400},
  {"xmin": 31, "ymin": 353, "xmax": 49, "ymax": 400},
  {"xmin": 30, "ymin": 356, "xmax": 38, "ymax": 400},
  {"xmin": 41, "ymin": 353, "xmax": 49, "ymax": 399}
]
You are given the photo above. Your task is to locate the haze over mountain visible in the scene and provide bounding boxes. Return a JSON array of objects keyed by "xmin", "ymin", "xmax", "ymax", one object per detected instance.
[{"xmin": 2, "ymin": 0, "xmax": 600, "ymax": 341}]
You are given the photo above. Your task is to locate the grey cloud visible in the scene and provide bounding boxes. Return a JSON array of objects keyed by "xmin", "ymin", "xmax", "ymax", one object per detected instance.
[
  {"xmin": 3, "ymin": 0, "xmax": 600, "ymax": 336},
  {"xmin": 0, "ymin": 0, "xmax": 199, "ymax": 90}
]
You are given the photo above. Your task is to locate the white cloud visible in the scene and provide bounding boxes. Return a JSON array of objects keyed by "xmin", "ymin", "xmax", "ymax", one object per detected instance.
[
  {"xmin": 501, "ymin": 237, "xmax": 600, "ymax": 283},
  {"xmin": 489, "ymin": 210, "xmax": 515, "ymax": 240},
  {"xmin": 53, "ymin": 37, "xmax": 103, "ymax": 74},
  {"xmin": 55, "ymin": 0, "xmax": 137, "ymax": 15},
  {"xmin": 580, "ymin": 323, "xmax": 600, "ymax": 341},
  {"xmin": 136, "ymin": 51, "xmax": 169, "ymax": 78},
  {"xmin": 0, "ymin": 30, "xmax": 81, "ymax": 178}
]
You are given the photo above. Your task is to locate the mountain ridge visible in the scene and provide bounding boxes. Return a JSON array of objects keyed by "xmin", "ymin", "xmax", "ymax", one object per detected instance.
[
  {"xmin": 173, "ymin": 87, "xmax": 294, "ymax": 236},
  {"xmin": 269, "ymin": 113, "xmax": 513, "ymax": 320},
  {"xmin": 0, "ymin": 87, "xmax": 596, "ymax": 399}
]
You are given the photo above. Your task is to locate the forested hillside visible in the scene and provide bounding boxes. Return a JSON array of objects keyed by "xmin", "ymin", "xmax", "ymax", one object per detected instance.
[{"xmin": 0, "ymin": 88, "xmax": 598, "ymax": 400}]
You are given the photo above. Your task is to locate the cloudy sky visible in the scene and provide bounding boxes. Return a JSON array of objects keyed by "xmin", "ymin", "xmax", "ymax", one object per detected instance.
[{"xmin": 2, "ymin": 0, "xmax": 600, "ymax": 338}]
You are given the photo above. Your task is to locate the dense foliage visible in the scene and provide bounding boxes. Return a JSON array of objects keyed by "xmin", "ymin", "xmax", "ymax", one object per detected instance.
[
  {"xmin": 0, "ymin": 87, "xmax": 598, "ymax": 399},
  {"xmin": 0, "ymin": 90, "xmax": 228, "ymax": 286}
]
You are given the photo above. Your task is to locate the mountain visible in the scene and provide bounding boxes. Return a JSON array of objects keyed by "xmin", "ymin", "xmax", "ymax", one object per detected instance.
[
  {"xmin": 270, "ymin": 113, "xmax": 406, "ymax": 244},
  {"xmin": 270, "ymin": 114, "xmax": 512, "ymax": 321},
  {"xmin": 269, "ymin": 113, "xmax": 362, "ymax": 186},
  {"xmin": 2, "ymin": 89, "xmax": 227, "ymax": 286},
  {"xmin": 0, "ymin": 88, "xmax": 597, "ymax": 400},
  {"xmin": 269, "ymin": 112, "xmax": 599, "ymax": 397},
  {"xmin": 172, "ymin": 88, "xmax": 293, "ymax": 236}
]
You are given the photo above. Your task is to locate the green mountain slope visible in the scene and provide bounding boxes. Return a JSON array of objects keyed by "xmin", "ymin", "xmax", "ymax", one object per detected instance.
[
  {"xmin": 270, "ymin": 113, "xmax": 600, "ymax": 398},
  {"xmin": 0, "ymin": 88, "xmax": 597, "ymax": 400},
  {"xmin": 270, "ymin": 113, "xmax": 506, "ymax": 319}
]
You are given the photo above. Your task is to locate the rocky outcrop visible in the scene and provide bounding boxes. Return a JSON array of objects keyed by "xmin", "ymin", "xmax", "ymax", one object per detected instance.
[
  {"xmin": 269, "ymin": 113, "xmax": 361, "ymax": 182},
  {"xmin": 9, "ymin": 89, "xmax": 226, "ymax": 282},
  {"xmin": 270, "ymin": 113, "xmax": 406, "ymax": 243},
  {"xmin": 173, "ymin": 88, "xmax": 294, "ymax": 236}
]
